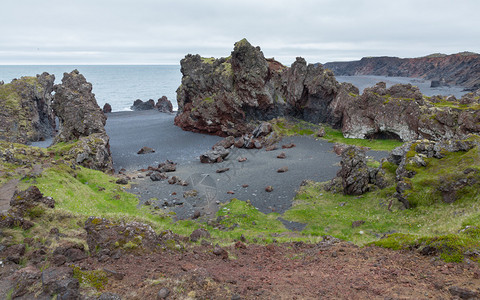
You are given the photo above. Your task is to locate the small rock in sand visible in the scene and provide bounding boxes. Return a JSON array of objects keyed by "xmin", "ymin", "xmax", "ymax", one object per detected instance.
[
  {"xmin": 183, "ymin": 190, "xmax": 198, "ymax": 198},
  {"xmin": 137, "ymin": 146, "xmax": 155, "ymax": 154},
  {"xmin": 150, "ymin": 172, "xmax": 168, "ymax": 181},
  {"xmin": 265, "ymin": 186, "xmax": 274, "ymax": 192},
  {"xmin": 216, "ymin": 168, "xmax": 230, "ymax": 173},
  {"xmin": 227, "ymin": 191, "xmax": 235, "ymax": 194},
  {"xmin": 277, "ymin": 166, "xmax": 288, "ymax": 173},
  {"xmin": 282, "ymin": 143, "xmax": 296, "ymax": 149},
  {"xmin": 277, "ymin": 152, "xmax": 286, "ymax": 159},
  {"xmin": 242, "ymin": 184, "xmax": 249, "ymax": 188},
  {"xmin": 265, "ymin": 145, "xmax": 278, "ymax": 151},
  {"xmin": 177, "ymin": 180, "xmax": 189, "ymax": 186},
  {"xmin": 168, "ymin": 176, "xmax": 179, "ymax": 184},
  {"xmin": 238, "ymin": 157, "xmax": 247, "ymax": 162}
]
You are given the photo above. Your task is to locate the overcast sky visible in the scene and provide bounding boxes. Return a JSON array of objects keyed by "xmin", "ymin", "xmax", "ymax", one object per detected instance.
[{"xmin": 1, "ymin": 0, "xmax": 479, "ymax": 65}]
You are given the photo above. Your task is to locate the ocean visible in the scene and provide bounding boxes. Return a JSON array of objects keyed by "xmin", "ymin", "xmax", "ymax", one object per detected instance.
[
  {"xmin": 0, "ymin": 65, "xmax": 181, "ymax": 112},
  {"xmin": 0, "ymin": 66, "xmax": 469, "ymax": 113}
]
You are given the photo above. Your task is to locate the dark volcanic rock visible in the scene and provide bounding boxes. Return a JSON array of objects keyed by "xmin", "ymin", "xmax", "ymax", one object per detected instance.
[
  {"xmin": 337, "ymin": 146, "xmax": 370, "ymax": 195},
  {"xmin": 200, "ymin": 146, "xmax": 230, "ymax": 163},
  {"xmin": 41, "ymin": 266, "xmax": 80, "ymax": 298},
  {"xmin": 53, "ymin": 70, "xmax": 107, "ymax": 142},
  {"xmin": 190, "ymin": 228, "xmax": 210, "ymax": 242},
  {"xmin": 174, "ymin": 40, "xmax": 480, "ymax": 142},
  {"xmin": 137, "ymin": 146, "xmax": 155, "ymax": 154},
  {"xmin": 0, "ymin": 72, "xmax": 56, "ymax": 143},
  {"xmin": 131, "ymin": 99, "xmax": 155, "ymax": 111},
  {"xmin": 341, "ymin": 82, "xmax": 480, "ymax": 141},
  {"xmin": 103, "ymin": 103, "xmax": 112, "ymax": 114},
  {"xmin": 174, "ymin": 39, "xmax": 348, "ymax": 137},
  {"xmin": 389, "ymin": 138, "xmax": 480, "ymax": 208},
  {"xmin": 52, "ymin": 70, "xmax": 113, "ymax": 172},
  {"xmin": 84, "ymin": 217, "xmax": 164, "ymax": 253},
  {"xmin": 156, "ymin": 96, "xmax": 173, "ymax": 113}
]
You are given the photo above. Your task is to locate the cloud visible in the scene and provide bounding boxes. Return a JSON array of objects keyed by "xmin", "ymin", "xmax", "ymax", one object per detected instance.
[{"xmin": 1, "ymin": 0, "xmax": 479, "ymax": 64}]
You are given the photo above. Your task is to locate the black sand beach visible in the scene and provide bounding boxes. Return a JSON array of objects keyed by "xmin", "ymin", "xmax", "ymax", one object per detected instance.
[{"xmin": 105, "ymin": 111, "xmax": 387, "ymax": 222}]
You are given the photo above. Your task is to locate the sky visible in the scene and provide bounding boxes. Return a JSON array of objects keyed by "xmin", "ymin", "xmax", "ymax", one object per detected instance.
[{"xmin": 1, "ymin": 0, "xmax": 479, "ymax": 65}]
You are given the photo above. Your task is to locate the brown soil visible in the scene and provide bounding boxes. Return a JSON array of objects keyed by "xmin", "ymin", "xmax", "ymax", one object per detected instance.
[{"xmin": 77, "ymin": 241, "xmax": 480, "ymax": 299}]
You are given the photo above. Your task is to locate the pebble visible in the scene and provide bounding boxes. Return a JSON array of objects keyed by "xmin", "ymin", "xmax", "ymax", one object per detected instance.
[{"xmin": 157, "ymin": 287, "xmax": 170, "ymax": 299}]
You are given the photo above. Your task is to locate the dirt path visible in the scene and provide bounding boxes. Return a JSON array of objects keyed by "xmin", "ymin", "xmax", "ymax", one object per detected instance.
[
  {"xmin": 79, "ymin": 241, "xmax": 480, "ymax": 299},
  {"xmin": 0, "ymin": 179, "xmax": 19, "ymax": 212}
]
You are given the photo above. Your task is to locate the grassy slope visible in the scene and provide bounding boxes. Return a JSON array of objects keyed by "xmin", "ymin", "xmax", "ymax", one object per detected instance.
[{"xmin": 2, "ymin": 121, "xmax": 479, "ymax": 263}]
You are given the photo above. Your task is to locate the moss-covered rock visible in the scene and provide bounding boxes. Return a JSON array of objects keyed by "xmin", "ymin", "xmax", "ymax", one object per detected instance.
[{"xmin": 0, "ymin": 73, "xmax": 56, "ymax": 144}]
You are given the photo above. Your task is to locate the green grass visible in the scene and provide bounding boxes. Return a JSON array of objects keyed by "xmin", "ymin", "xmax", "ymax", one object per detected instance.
[
  {"xmin": 3, "ymin": 139, "xmax": 480, "ymax": 264},
  {"xmin": 323, "ymin": 126, "xmax": 404, "ymax": 151},
  {"xmin": 405, "ymin": 147, "xmax": 480, "ymax": 207},
  {"xmin": 283, "ymin": 180, "xmax": 480, "ymax": 248},
  {"xmin": 201, "ymin": 57, "xmax": 215, "ymax": 64},
  {"xmin": 22, "ymin": 164, "xmax": 198, "ymax": 237},
  {"xmin": 270, "ymin": 118, "xmax": 404, "ymax": 151},
  {"xmin": 271, "ymin": 118, "xmax": 320, "ymax": 137},
  {"xmin": 205, "ymin": 199, "xmax": 311, "ymax": 244}
]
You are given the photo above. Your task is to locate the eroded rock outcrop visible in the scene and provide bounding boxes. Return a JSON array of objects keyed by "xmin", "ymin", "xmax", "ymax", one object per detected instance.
[
  {"xmin": 341, "ymin": 83, "xmax": 480, "ymax": 141},
  {"xmin": 52, "ymin": 70, "xmax": 113, "ymax": 172},
  {"xmin": 156, "ymin": 96, "xmax": 173, "ymax": 113},
  {"xmin": 0, "ymin": 73, "xmax": 56, "ymax": 144},
  {"xmin": 175, "ymin": 39, "xmax": 350, "ymax": 136},
  {"xmin": 131, "ymin": 99, "xmax": 155, "ymax": 111},
  {"xmin": 388, "ymin": 138, "xmax": 480, "ymax": 208}
]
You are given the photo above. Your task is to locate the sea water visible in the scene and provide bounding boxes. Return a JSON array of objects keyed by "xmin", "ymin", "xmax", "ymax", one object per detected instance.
[
  {"xmin": 0, "ymin": 66, "xmax": 469, "ymax": 113},
  {"xmin": 0, "ymin": 65, "xmax": 181, "ymax": 112}
]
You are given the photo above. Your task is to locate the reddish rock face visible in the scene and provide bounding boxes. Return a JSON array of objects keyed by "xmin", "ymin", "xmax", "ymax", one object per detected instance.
[
  {"xmin": 174, "ymin": 39, "xmax": 347, "ymax": 137},
  {"xmin": 324, "ymin": 52, "xmax": 480, "ymax": 90}
]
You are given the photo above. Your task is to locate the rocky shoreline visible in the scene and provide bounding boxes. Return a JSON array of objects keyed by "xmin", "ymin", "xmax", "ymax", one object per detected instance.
[
  {"xmin": 324, "ymin": 52, "xmax": 480, "ymax": 91},
  {"xmin": 1, "ymin": 40, "xmax": 480, "ymax": 299},
  {"xmin": 174, "ymin": 39, "xmax": 480, "ymax": 143}
]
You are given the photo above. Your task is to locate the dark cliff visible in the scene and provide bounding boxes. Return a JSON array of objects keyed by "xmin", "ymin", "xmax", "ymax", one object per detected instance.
[{"xmin": 324, "ymin": 52, "xmax": 480, "ymax": 90}]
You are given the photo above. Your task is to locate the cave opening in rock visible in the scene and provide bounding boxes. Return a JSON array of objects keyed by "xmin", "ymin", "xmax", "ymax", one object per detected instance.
[{"xmin": 365, "ymin": 131, "xmax": 402, "ymax": 141}]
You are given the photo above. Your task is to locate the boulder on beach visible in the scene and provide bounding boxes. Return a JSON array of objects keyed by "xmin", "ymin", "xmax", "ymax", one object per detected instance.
[
  {"xmin": 131, "ymin": 99, "xmax": 155, "ymax": 111},
  {"xmin": 200, "ymin": 146, "xmax": 230, "ymax": 163},
  {"xmin": 156, "ymin": 96, "xmax": 173, "ymax": 113},
  {"xmin": 137, "ymin": 146, "xmax": 155, "ymax": 154},
  {"xmin": 103, "ymin": 103, "xmax": 112, "ymax": 113}
]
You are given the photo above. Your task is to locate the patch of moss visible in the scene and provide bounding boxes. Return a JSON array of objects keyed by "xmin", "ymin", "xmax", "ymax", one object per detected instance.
[
  {"xmin": 72, "ymin": 266, "xmax": 108, "ymax": 290},
  {"xmin": 270, "ymin": 118, "xmax": 320, "ymax": 137},
  {"xmin": 201, "ymin": 57, "xmax": 215, "ymax": 64}
]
